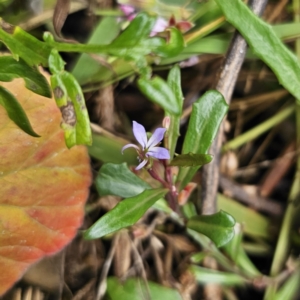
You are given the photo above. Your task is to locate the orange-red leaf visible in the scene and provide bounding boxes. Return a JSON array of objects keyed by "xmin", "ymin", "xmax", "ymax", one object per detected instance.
[{"xmin": 0, "ymin": 76, "xmax": 91, "ymax": 295}]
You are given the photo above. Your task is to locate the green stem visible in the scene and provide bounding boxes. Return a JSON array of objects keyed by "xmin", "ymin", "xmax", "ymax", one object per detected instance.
[
  {"xmin": 264, "ymin": 1, "xmax": 300, "ymax": 298},
  {"xmin": 185, "ymin": 16, "xmax": 226, "ymax": 44},
  {"xmin": 50, "ymin": 41, "xmax": 120, "ymax": 53},
  {"xmin": 222, "ymin": 105, "xmax": 294, "ymax": 152}
]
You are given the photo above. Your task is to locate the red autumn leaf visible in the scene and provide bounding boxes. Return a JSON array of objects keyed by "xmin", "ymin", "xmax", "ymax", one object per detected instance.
[{"xmin": 0, "ymin": 76, "xmax": 91, "ymax": 295}]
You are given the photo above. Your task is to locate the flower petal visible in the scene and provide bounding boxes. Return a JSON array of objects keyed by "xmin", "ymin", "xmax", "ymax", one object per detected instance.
[
  {"xmin": 147, "ymin": 147, "xmax": 170, "ymax": 159},
  {"xmin": 135, "ymin": 159, "xmax": 148, "ymax": 170},
  {"xmin": 119, "ymin": 4, "xmax": 135, "ymax": 16},
  {"xmin": 132, "ymin": 121, "xmax": 147, "ymax": 149},
  {"xmin": 121, "ymin": 143, "xmax": 140, "ymax": 153},
  {"xmin": 150, "ymin": 17, "xmax": 168, "ymax": 37},
  {"xmin": 146, "ymin": 128, "xmax": 166, "ymax": 149}
]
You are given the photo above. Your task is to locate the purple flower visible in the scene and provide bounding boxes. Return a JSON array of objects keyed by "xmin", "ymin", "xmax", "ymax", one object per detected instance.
[{"xmin": 122, "ymin": 121, "xmax": 170, "ymax": 170}]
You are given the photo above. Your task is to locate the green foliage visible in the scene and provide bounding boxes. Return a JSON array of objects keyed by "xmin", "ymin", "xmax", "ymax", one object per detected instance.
[
  {"xmin": 88, "ymin": 133, "xmax": 137, "ymax": 164},
  {"xmin": 0, "ymin": 56, "xmax": 51, "ymax": 97},
  {"xmin": 215, "ymin": 0, "xmax": 300, "ymax": 101},
  {"xmin": 155, "ymin": 27, "xmax": 185, "ymax": 57},
  {"xmin": 87, "ymin": 65, "xmax": 234, "ymax": 251},
  {"xmin": 189, "ymin": 265, "xmax": 246, "ymax": 286},
  {"xmin": 177, "ymin": 90, "xmax": 228, "ymax": 189},
  {"xmin": 96, "ymin": 163, "xmax": 151, "ymax": 198},
  {"xmin": 222, "ymin": 224, "xmax": 261, "ymax": 277},
  {"xmin": 170, "ymin": 153, "xmax": 213, "ymax": 167},
  {"xmin": 187, "ymin": 211, "xmax": 235, "ymax": 247},
  {"xmin": 106, "ymin": 277, "xmax": 183, "ymax": 300},
  {"xmin": 84, "ymin": 188, "xmax": 168, "ymax": 239},
  {"xmin": 0, "ymin": 12, "xmax": 185, "ymax": 146},
  {"xmin": 165, "ymin": 64, "xmax": 184, "ymax": 158},
  {"xmin": 0, "ymin": 86, "xmax": 39, "ymax": 137},
  {"xmin": 49, "ymin": 50, "xmax": 92, "ymax": 148},
  {"xmin": 71, "ymin": 16, "xmax": 120, "ymax": 85},
  {"xmin": 273, "ymin": 268, "xmax": 300, "ymax": 300},
  {"xmin": 4, "ymin": 3, "xmax": 295, "ymax": 296},
  {"xmin": 0, "ymin": 56, "xmax": 51, "ymax": 137},
  {"xmin": 218, "ymin": 193, "xmax": 270, "ymax": 239},
  {"xmin": 138, "ymin": 75, "xmax": 181, "ymax": 115},
  {"xmin": 0, "ymin": 19, "xmax": 51, "ymax": 66}
]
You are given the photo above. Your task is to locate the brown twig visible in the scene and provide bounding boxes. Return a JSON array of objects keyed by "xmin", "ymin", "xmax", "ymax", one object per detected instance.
[{"xmin": 201, "ymin": 0, "xmax": 268, "ymax": 215}]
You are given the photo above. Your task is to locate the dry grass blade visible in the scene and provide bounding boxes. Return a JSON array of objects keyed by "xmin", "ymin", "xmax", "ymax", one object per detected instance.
[
  {"xmin": 259, "ymin": 141, "xmax": 296, "ymax": 197},
  {"xmin": 53, "ymin": 0, "xmax": 71, "ymax": 37},
  {"xmin": 96, "ymin": 234, "xmax": 120, "ymax": 300},
  {"xmin": 73, "ymin": 279, "xmax": 96, "ymax": 300},
  {"xmin": 230, "ymin": 90, "xmax": 288, "ymax": 111},
  {"xmin": 113, "ymin": 231, "xmax": 132, "ymax": 277}
]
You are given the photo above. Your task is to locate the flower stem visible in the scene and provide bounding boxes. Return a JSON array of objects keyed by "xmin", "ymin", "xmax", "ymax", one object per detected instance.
[
  {"xmin": 148, "ymin": 161, "xmax": 179, "ymax": 212},
  {"xmin": 164, "ymin": 161, "xmax": 179, "ymax": 212},
  {"xmin": 147, "ymin": 168, "xmax": 168, "ymax": 188}
]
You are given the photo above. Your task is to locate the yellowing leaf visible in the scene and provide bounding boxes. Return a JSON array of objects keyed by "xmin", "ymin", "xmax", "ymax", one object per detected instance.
[{"xmin": 0, "ymin": 75, "xmax": 91, "ymax": 296}]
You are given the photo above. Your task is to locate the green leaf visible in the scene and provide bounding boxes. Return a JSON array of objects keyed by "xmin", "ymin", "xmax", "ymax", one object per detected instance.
[
  {"xmin": 182, "ymin": 202, "xmax": 198, "ymax": 219},
  {"xmin": 0, "ymin": 56, "xmax": 51, "ymax": 97},
  {"xmin": 84, "ymin": 188, "xmax": 168, "ymax": 239},
  {"xmin": 274, "ymin": 268, "xmax": 300, "ymax": 300},
  {"xmin": 218, "ymin": 193, "xmax": 270, "ymax": 239},
  {"xmin": 106, "ymin": 277, "xmax": 183, "ymax": 300},
  {"xmin": 111, "ymin": 12, "xmax": 156, "ymax": 47},
  {"xmin": 108, "ymin": 12, "xmax": 165, "ymax": 59},
  {"xmin": 177, "ymin": 90, "xmax": 228, "ymax": 189},
  {"xmin": 215, "ymin": 0, "xmax": 300, "ymax": 101},
  {"xmin": 45, "ymin": 13, "xmax": 165, "ymax": 61},
  {"xmin": 0, "ymin": 86, "xmax": 39, "ymax": 137},
  {"xmin": 138, "ymin": 76, "xmax": 181, "ymax": 115},
  {"xmin": 170, "ymin": 153, "xmax": 213, "ymax": 167},
  {"xmin": 182, "ymin": 90, "xmax": 228, "ymax": 154},
  {"xmin": 167, "ymin": 65, "xmax": 184, "ymax": 110},
  {"xmin": 110, "ymin": 36, "xmax": 165, "ymax": 61},
  {"xmin": 187, "ymin": 210, "xmax": 235, "ymax": 247},
  {"xmin": 189, "ymin": 265, "xmax": 246, "ymax": 286},
  {"xmin": 107, "ymin": 277, "xmax": 182, "ymax": 300},
  {"xmin": 88, "ymin": 133, "xmax": 137, "ymax": 165},
  {"xmin": 222, "ymin": 223, "xmax": 261, "ymax": 277},
  {"xmin": 51, "ymin": 72, "xmax": 92, "ymax": 147},
  {"xmin": 72, "ymin": 16, "xmax": 120, "ymax": 84},
  {"xmin": 49, "ymin": 50, "xmax": 92, "ymax": 148},
  {"xmin": 96, "ymin": 163, "xmax": 151, "ymax": 198},
  {"xmin": 155, "ymin": 27, "xmax": 185, "ymax": 58},
  {"xmin": 165, "ymin": 65, "xmax": 183, "ymax": 158},
  {"xmin": 0, "ymin": 19, "xmax": 51, "ymax": 66},
  {"xmin": 274, "ymin": 22, "xmax": 300, "ymax": 40},
  {"xmin": 91, "ymin": 160, "xmax": 171, "ymax": 214},
  {"xmin": 188, "ymin": 230, "xmax": 249, "ymax": 275}
]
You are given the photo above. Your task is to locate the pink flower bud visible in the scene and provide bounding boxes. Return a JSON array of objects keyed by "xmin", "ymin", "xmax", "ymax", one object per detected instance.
[{"xmin": 162, "ymin": 116, "xmax": 171, "ymax": 130}]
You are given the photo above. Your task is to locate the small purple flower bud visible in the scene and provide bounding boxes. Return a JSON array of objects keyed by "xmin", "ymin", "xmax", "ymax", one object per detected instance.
[{"xmin": 162, "ymin": 116, "xmax": 170, "ymax": 130}]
